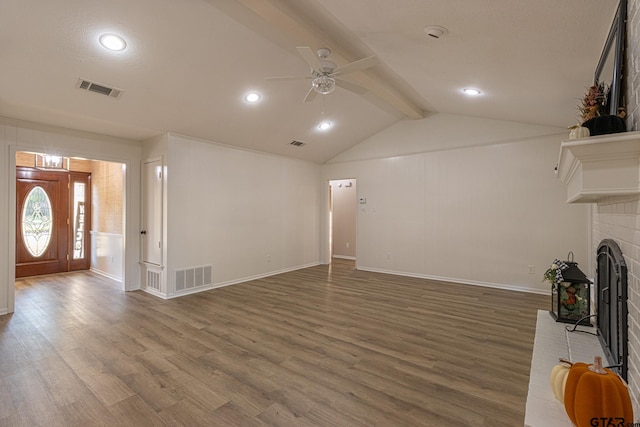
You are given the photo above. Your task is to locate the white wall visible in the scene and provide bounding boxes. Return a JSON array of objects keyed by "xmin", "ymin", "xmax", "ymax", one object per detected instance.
[
  {"xmin": 163, "ymin": 134, "xmax": 321, "ymax": 296},
  {"xmin": 322, "ymin": 117, "xmax": 589, "ymax": 293},
  {"xmin": 91, "ymin": 232, "xmax": 124, "ymax": 281},
  {"xmin": 0, "ymin": 117, "xmax": 142, "ymax": 314},
  {"xmin": 329, "ymin": 113, "xmax": 565, "ymax": 163}
]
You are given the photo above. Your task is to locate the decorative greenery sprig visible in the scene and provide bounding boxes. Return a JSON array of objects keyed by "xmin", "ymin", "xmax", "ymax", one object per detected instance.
[{"xmin": 543, "ymin": 263, "xmax": 558, "ymax": 286}]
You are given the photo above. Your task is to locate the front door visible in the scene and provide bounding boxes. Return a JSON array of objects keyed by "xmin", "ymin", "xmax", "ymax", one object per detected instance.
[{"xmin": 16, "ymin": 167, "xmax": 91, "ymax": 277}]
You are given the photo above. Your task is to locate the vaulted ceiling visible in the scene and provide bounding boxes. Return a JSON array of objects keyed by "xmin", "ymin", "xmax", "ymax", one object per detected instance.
[{"xmin": 0, "ymin": 0, "xmax": 618, "ymax": 163}]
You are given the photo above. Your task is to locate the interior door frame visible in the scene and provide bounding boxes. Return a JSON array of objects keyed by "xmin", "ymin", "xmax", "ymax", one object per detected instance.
[
  {"xmin": 326, "ymin": 177, "xmax": 358, "ymax": 266},
  {"xmin": 141, "ymin": 157, "xmax": 163, "ymax": 267},
  {"xmin": 6, "ymin": 144, "xmax": 138, "ymax": 315}
]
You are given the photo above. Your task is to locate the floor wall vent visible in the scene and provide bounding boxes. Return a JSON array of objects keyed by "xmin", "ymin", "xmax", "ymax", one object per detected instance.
[
  {"xmin": 76, "ymin": 78, "xmax": 123, "ymax": 99},
  {"xmin": 146, "ymin": 270, "xmax": 161, "ymax": 290},
  {"xmin": 176, "ymin": 265, "xmax": 213, "ymax": 291}
]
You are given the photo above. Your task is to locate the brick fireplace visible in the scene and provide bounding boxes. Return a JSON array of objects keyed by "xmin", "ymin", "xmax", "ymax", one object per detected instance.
[
  {"xmin": 558, "ymin": 0, "xmax": 640, "ymax": 414},
  {"xmin": 557, "ymin": 131, "xmax": 640, "ymax": 415},
  {"xmin": 591, "ymin": 0, "xmax": 640, "ymax": 411},
  {"xmin": 592, "ymin": 197, "xmax": 640, "ymax": 412}
]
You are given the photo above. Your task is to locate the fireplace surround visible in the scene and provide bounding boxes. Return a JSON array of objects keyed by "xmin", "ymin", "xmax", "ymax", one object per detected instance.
[{"xmin": 596, "ymin": 238, "xmax": 628, "ymax": 380}]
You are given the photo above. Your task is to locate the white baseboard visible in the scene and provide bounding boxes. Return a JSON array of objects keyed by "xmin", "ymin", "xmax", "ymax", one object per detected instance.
[
  {"xmin": 141, "ymin": 286, "xmax": 166, "ymax": 299},
  {"xmin": 90, "ymin": 267, "xmax": 122, "ymax": 283},
  {"xmin": 332, "ymin": 255, "xmax": 356, "ymax": 260},
  {"xmin": 159, "ymin": 261, "xmax": 322, "ymax": 299},
  {"xmin": 356, "ymin": 265, "xmax": 549, "ymax": 295}
]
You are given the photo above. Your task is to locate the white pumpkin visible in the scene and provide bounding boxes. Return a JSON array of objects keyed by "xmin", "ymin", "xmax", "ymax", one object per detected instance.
[
  {"xmin": 550, "ymin": 359, "xmax": 572, "ymax": 401},
  {"xmin": 569, "ymin": 126, "xmax": 590, "ymax": 139}
]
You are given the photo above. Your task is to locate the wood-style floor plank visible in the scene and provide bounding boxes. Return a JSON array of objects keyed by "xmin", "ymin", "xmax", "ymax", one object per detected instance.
[{"xmin": 1, "ymin": 260, "xmax": 547, "ymax": 426}]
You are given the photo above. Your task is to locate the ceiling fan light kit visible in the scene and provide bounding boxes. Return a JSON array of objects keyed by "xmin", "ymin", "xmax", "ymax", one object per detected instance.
[
  {"xmin": 280, "ymin": 46, "xmax": 377, "ymax": 101},
  {"xmin": 312, "ymin": 75, "xmax": 336, "ymax": 94}
]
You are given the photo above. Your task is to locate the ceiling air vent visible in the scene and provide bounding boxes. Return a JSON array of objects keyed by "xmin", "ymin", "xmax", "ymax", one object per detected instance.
[
  {"xmin": 76, "ymin": 78, "xmax": 123, "ymax": 99},
  {"xmin": 289, "ymin": 140, "xmax": 306, "ymax": 147}
]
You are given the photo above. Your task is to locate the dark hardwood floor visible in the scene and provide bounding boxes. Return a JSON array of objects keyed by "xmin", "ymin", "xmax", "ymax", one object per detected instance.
[{"xmin": 1, "ymin": 260, "xmax": 547, "ymax": 426}]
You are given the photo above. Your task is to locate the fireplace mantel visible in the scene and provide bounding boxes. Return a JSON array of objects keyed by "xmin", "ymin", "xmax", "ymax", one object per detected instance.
[{"xmin": 556, "ymin": 130, "xmax": 640, "ymax": 203}]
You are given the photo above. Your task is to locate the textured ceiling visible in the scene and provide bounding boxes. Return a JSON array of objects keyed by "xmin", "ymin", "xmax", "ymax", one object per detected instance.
[{"xmin": 0, "ymin": 0, "xmax": 619, "ymax": 163}]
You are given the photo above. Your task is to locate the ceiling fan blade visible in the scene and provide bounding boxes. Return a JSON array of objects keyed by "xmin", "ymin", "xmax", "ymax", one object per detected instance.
[
  {"xmin": 335, "ymin": 79, "xmax": 369, "ymax": 95},
  {"xmin": 265, "ymin": 76, "xmax": 300, "ymax": 81},
  {"xmin": 296, "ymin": 46, "xmax": 323, "ymax": 73},
  {"xmin": 303, "ymin": 87, "xmax": 318, "ymax": 102},
  {"xmin": 332, "ymin": 55, "xmax": 377, "ymax": 76}
]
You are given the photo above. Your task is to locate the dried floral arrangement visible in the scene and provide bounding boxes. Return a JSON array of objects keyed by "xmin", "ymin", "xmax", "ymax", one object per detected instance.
[{"xmin": 578, "ymin": 82, "xmax": 607, "ymax": 123}]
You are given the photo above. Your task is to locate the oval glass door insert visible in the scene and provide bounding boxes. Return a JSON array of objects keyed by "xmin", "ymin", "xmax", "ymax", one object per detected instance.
[{"xmin": 22, "ymin": 186, "xmax": 53, "ymax": 257}]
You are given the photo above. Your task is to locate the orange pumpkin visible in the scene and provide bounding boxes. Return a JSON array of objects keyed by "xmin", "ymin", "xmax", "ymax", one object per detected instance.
[{"xmin": 564, "ymin": 356, "xmax": 634, "ymax": 427}]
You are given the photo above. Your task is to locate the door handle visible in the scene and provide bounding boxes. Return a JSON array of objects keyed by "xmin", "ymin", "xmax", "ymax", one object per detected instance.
[{"xmin": 140, "ymin": 230, "xmax": 147, "ymax": 235}]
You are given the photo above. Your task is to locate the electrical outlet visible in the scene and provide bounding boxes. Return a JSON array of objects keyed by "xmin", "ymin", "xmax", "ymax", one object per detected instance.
[
  {"xmin": 386, "ymin": 252, "xmax": 391, "ymax": 260},
  {"xmin": 266, "ymin": 254, "xmax": 271, "ymax": 263},
  {"xmin": 528, "ymin": 265, "xmax": 535, "ymax": 274},
  {"xmin": 346, "ymin": 242, "xmax": 350, "ymax": 248}
]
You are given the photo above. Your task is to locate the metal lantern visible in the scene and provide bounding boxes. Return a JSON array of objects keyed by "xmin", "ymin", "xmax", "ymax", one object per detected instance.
[{"xmin": 550, "ymin": 252, "xmax": 592, "ymax": 326}]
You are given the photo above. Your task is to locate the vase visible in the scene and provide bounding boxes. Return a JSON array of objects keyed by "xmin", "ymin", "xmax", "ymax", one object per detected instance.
[{"xmin": 582, "ymin": 115, "xmax": 626, "ymax": 136}]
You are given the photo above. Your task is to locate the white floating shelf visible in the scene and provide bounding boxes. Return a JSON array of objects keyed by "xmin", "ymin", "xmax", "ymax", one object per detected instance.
[{"xmin": 556, "ymin": 131, "xmax": 640, "ymax": 203}]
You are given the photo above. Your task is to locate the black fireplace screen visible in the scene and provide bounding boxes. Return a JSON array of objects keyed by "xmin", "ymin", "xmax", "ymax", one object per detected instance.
[{"xmin": 596, "ymin": 239, "xmax": 628, "ymax": 381}]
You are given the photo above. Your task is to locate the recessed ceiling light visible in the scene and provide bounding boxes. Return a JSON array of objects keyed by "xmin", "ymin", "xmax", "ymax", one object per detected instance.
[
  {"xmin": 244, "ymin": 92, "xmax": 261, "ymax": 103},
  {"xmin": 424, "ymin": 25, "xmax": 449, "ymax": 39},
  {"xmin": 462, "ymin": 88, "xmax": 482, "ymax": 96},
  {"xmin": 318, "ymin": 121, "xmax": 332, "ymax": 130},
  {"xmin": 99, "ymin": 34, "xmax": 127, "ymax": 51}
]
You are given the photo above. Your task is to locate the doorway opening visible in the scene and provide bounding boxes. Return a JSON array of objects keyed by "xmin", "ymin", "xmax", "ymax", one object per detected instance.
[
  {"xmin": 329, "ymin": 179, "xmax": 357, "ymax": 265},
  {"xmin": 15, "ymin": 151, "xmax": 126, "ymax": 283}
]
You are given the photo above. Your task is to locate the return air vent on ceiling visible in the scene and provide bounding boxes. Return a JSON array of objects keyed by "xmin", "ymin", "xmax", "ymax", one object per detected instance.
[
  {"xmin": 290, "ymin": 140, "xmax": 306, "ymax": 147},
  {"xmin": 76, "ymin": 78, "xmax": 123, "ymax": 99}
]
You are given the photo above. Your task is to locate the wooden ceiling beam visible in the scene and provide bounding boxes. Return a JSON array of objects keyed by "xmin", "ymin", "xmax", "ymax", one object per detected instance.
[{"xmin": 231, "ymin": 0, "xmax": 425, "ymax": 119}]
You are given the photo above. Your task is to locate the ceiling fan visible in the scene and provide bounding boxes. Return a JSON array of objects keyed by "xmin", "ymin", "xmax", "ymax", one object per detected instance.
[{"xmin": 271, "ymin": 46, "xmax": 378, "ymax": 102}]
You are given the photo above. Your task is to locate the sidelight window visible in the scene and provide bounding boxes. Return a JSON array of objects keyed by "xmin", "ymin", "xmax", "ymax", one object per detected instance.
[{"xmin": 72, "ymin": 182, "xmax": 86, "ymax": 259}]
